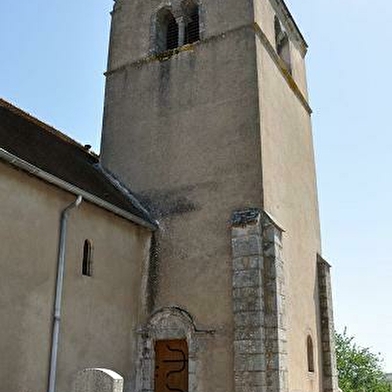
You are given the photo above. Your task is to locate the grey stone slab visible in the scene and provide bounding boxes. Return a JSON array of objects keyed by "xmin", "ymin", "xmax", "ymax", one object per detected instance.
[
  {"xmin": 232, "ymin": 235, "xmax": 262, "ymax": 258},
  {"xmin": 234, "ymin": 326, "xmax": 264, "ymax": 341},
  {"xmin": 233, "ymin": 256, "xmax": 262, "ymax": 271},
  {"xmin": 233, "ymin": 296, "xmax": 263, "ymax": 312},
  {"xmin": 233, "ymin": 286, "xmax": 262, "ymax": 300},
  {"xmin": 235, "ymin": 371, "xmax": 266, "ymax": 387},
  {"xmin": 233, "ymin": 270, "xmax": 261, "ymax": 288},
  {"xmin": 234, "ymin": 339, "xmax": 264, "ymax": 354},
  {"xmin": 234, "ymin": 353, "xmax": 266, "ymax": 372},
  {"xmin": 73, "ymin": 368, "xmax": 124, "ymax": 392},
  {"xmin": 232, "ymin": 223, "xmax": 261, "ymax": 238},
  {"xmin": 234, "ymin": 311, "xmax": 263, "ymax": 327}
]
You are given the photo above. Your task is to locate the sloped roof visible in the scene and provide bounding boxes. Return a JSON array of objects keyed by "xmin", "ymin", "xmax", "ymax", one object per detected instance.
[{"xmin": 0, "ymin": 98, "xmax": 156, "ymax": 229}]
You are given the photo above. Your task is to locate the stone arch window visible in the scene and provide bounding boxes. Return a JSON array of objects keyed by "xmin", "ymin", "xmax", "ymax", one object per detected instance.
[
  {"xmin": 307, "ymin": 335, "xmax": 315, "ymax": 373},
  {"xmin": 154, "ymin": 2, "xmax": 201, "ymax": 53},
  {"xmin": 136, "ymin": 307, "xmax": 199, "ymax": 392},
  {"xmin": 82, "ymin": 239, "xmax": 93, "ymax": 277},
  {"xmin": 156, "ymin": 8, "xmax": 179, "ymax": 53},
  {"xmin": 274, "ymin": 16, "xmax": 291, "ymax": 73},
  {"xmin": 183, "ymin": 0, "xmax": 200, "ymax": 44}
]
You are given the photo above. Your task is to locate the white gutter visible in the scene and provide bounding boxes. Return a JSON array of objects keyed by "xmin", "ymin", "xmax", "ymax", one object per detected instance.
[
  {"xmin": 48, "ymin": 195, "xmax": 83, "ymax": 392},
  {"xmin": 0, "ymin": 148, "xmax": 157, "ymax": 231}
]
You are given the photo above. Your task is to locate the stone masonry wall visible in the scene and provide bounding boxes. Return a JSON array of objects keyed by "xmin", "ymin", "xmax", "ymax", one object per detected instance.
[
  {"xmin": 232, "ymin": 209, "xmax": 266, "ymax": 392},
  {"xmin": 231, "ymin": 209, "xmax": 287, "ymax": 392},
  {"xmin": 263, "ymin": 214, "xmax": 288, "ymax": 392},
  {"xmin": 317, "ymin": 255, "xmax": 339, "ymax": 392}
]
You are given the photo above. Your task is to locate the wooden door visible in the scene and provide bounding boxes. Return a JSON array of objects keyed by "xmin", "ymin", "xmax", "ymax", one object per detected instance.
[{"xmin": 154, "ymin": 339, "xmax": 189, "ymax": 392}]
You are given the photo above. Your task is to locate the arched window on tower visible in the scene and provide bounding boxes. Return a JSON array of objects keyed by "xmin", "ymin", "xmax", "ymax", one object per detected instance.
[
  {"xmin": 156, "ymin": 8, "xmax": 179, "ymax": 53},
  {"xmin": 274, "ymin": 16, "xmax": 291, "ymax": 73},
  {"xmin": 307, "ymin": 335, "xmax": 315, "ymax": 373},
  {"xmin": 183, "ymin": 1, "xmax": 200, "ymax": 44},
  {"xmin": 82, "ymin": 239, "xmax": 93, "ymax": 277}
]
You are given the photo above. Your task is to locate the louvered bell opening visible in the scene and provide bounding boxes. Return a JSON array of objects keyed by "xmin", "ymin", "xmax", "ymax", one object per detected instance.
[
  {"xmin": 166, "ymin": 16, "xmax": 179, "ymax": 50},
  {"xmin": 185, "ymin": 9, "xmax": 200, "ymax": 44}
]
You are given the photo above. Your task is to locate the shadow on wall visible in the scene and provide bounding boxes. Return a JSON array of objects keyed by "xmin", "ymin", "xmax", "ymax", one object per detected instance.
[{"xmin": 72, "ymin": 368, "xmax": 124, "ymax": 392}]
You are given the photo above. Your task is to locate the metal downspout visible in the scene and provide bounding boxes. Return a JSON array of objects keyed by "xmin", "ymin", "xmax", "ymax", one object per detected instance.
[{"xmin": 48, "ymin": 195, "xmax": 83, "ymax": 392}]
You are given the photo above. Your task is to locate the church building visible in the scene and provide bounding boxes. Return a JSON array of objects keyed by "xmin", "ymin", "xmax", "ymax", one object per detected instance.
[{"xmin": 0, "ymin": 1, "xmax": 338, "ymax": 392}]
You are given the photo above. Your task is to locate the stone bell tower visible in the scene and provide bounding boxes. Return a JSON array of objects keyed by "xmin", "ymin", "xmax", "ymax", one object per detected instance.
[{"xmin": 100, "ymin": 0, "xmax": 338, "ymax": 392}]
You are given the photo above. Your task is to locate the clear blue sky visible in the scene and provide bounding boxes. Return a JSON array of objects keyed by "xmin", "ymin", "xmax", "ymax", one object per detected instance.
[{"xmin": 1, "ymin": 0, "xmax": 391, "ymax": 371}]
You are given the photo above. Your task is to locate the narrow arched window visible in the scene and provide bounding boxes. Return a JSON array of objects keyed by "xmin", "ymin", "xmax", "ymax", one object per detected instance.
[
  {"xmin": 307, "ymin": 335, "xmax": 315, "ymax": 373},
  {"xmin": 156, "ymin": 8, "xmax": 179, "ymax": 53},
  {"xmin": 274, "ymin": 16, "xmax": 291, "ymax": 73},
  {"xmin": 82, "ymin": 239, "xmax": 93, "ymax": 277},
  {"xmin": 183, "ymin": 1, "xmax": 200, "ymax": 44},
  {"xmin": 167, "ymin": 14, "xmax": 179, "ymax": 50}
]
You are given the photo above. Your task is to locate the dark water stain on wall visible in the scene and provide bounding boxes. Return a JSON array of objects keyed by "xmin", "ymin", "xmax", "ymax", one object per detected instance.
[{"xmin": 147, "ymin": 232, "xmax": 160, "ymax": 313}]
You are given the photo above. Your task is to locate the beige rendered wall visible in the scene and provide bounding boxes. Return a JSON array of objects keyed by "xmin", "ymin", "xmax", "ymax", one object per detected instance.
[
  {"xmin": 101, "ymin": 3, "xmax": 264, "ymax": 389},
  {"xmin": 102, "ymin": 0, "xmax": 325, "ymax": 391},
  {"xmin": 0, "ymin": 162, "xmax": 151, "ymax": 392},
  {"xmin": 107, "ymin": 0, "xmax": 254, "ymax": 70},
  {"xmin": 254, "ymin": 0, "xmax": 308, "ymax": 99},
  {"xmin": 255, "ymin": 2, "xmax": 323, "ymax": 391}
]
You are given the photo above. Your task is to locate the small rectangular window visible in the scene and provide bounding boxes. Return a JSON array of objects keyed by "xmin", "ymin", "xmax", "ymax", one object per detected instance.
[{"xmin": 82, "ymin": 239, "xmax": 93, "ymax": 277}]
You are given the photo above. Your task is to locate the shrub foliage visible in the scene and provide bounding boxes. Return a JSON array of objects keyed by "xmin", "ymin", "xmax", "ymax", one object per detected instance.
[{"xmin": 335, "ymin": 329, "xmax": 391, "ymax": 392}]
